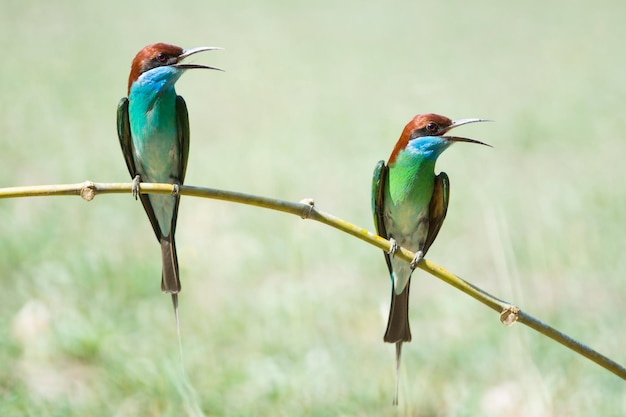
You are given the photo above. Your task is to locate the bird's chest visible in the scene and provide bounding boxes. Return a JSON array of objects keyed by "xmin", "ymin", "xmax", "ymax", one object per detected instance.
[
  {"xmin": 128, "ymin": 93, "xmax": 180, "ymax": 182},
  {"xmin": 383, "ymin": 159, "xmax": 435, "ymax": 248}
]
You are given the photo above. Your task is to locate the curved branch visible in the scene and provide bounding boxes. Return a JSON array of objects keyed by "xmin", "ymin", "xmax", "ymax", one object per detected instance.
[{"xmin": 0, "ymin": 181, "xmax": 624, "ymax": 380}]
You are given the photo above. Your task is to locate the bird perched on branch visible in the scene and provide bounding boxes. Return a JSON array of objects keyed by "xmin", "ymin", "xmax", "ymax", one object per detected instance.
[
  {"xmin": 372, "ymin": 113, "xmax": 490, "ymax": 404},
  {"xmin": 116, "ymin": 43, "xmax": 222, "ymax": 315}
]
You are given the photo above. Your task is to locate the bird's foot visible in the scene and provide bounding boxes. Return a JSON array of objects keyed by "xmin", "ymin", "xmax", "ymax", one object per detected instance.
[
  {"xmin": 409, "ymin": 250, "xmax": 424, "ymax": 270},
  {"xmin": 387, "ymin": 238, "xmax": 399, "ymax": 257},
  {"xmin": 172, "ymin": 183, "xmax": 180, "ymax": 197},
  {"xmin": 132, "ymin": 175, "xmax": 141, "ymax": 200}
]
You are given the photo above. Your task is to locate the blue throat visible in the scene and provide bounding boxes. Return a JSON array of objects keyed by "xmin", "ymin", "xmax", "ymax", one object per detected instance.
[{"xmin": 404, "ymin": 136, "xmax": 451, "ymax": 161}]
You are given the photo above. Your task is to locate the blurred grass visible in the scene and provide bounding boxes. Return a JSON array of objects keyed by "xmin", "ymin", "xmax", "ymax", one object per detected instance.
[{"xmin": 1, "ymin": 0, "xmax": 625, "ymax": 415}]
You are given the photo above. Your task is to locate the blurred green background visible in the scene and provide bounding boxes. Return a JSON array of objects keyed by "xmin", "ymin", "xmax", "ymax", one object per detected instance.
[{"xmin": 1, "ymin": 0, "xmax": 625, "ymax": 415}]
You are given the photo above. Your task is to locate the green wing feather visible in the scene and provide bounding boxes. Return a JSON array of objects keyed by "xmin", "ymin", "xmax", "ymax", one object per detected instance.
[
  {"xmin": 116, "ymin": 97, "xmax": 137, "ymax": 178},
  {"xmin": 175, "ymin": 95, "xmax": 190, "ymax": 184},
  {"xmin": 371, "ymin": 160, "xmax": 387, "ymax": 236},
  {"xmin": 423, "ymin": 172, "xmax": 450, "ymax": 255},
  {"xmin": 372, "ymin": 160, "xmax": 393, "ymax": 273}
]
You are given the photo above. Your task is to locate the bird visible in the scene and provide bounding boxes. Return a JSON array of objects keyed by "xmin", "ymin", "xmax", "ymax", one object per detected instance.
[
  {"xmin": 116, "ymin": 43, "xmax": 222, "ymax": 316},
  {"xmin": 371, "ymin": 113, "xmax": 490, "ymax": 404}
]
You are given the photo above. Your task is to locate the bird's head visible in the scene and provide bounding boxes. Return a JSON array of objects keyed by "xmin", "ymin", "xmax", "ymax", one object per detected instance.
[
  {"xmin": 127, "ymin": 42, "xmax": 222, "ymax": 94},
  {"xmin": 389, "ymin": 113, "xmax": 491, "ymax": 163}
]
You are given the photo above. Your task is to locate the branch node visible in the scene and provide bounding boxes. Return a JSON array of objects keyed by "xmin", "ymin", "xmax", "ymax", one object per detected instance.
[
  {"xmin": 299, "ymin": 198, "xmax": 315, "ymax": 219},
  {"xmin": 500, "ymin": 305, "xmax": 520, "ymax": 327},
  {"xmin": 80, "ymin": 181, "xmax": 96, "ymax": 202}
]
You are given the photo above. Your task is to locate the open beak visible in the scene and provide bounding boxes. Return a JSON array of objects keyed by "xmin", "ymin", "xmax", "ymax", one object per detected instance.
[
  {"xmin": 174, "ymin": 46, "xmax": 224, "ymax": 71},
  {"xmin": 443, "ymin": 118, "xmax": 493, "ymax": 147}
]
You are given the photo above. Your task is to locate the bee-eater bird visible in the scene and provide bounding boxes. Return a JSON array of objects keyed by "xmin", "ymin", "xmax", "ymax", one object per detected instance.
[
  {"xmin": 116, "ymin": 43, "xmax": 222, "ymax": 314},
  {"xmin": 372, "ymin": 113, "xmax": 490, "ymax": 404}
]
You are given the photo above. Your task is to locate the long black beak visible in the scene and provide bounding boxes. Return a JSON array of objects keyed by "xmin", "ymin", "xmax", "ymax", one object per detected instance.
[
  {"xmin": 444, "ymin": 136, "xmax": 492, "ymax": 147},
  {"xmin": 174, "ymin": 46, "xmax": 224, "ymax": 71},
  {"xmin": 443, "ymin": 118, "xmax": 493, "ymax": 147}
]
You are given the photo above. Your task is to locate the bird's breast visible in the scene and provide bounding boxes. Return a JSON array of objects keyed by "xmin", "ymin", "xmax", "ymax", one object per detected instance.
[
  {"xmin": 386, "ymin": 156, "xmax": 435, "ymax": 212},
  {"xmin": 128, "ymin": 90, "xmax": 180, "ymax": 183},
  {"xmin": 383, "ymin": 154, "xmax": 436, "ymax": 247}
]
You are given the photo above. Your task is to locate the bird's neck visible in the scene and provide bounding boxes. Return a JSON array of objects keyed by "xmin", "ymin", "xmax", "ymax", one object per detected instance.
[
  {"xmin": 129, "ymin": 69, "xmax": 179, "ymax": 109},
  {"xmin": 130, "ymin": 66, "xmax": 182, "ymax": 95},
  {"xmin": 127, "ymin": 68, "xmax": 181, "ymax": 135},
  {"xmin": 128, "ymin": 67, "xmax": 182, "ymax": 115}
]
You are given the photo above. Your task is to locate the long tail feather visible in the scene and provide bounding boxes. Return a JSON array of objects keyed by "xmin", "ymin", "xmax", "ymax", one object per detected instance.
[
  {"xmin": 393, "ymin": 342, "xmax": 403, "ymax": 405},
  {"xmin": 160, "ymin": 237, "xmax": 181, "ymax": 293},
  {"xmin": 171, "ymin": 293, "xmax": 186, "ymax": 379},
  {"xmin": 384, "ymin": 283, "xmax": 412, "ymax": 343}
]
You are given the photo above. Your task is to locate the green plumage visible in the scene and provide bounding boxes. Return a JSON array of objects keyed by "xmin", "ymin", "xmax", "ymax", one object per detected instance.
[
  {"xmin": 116, "ymin": 92, "xmax": 190, "ymax": 295},
  {"xmin": 371, "ymin": 113, "xmax": 489, "ymax": 405}
]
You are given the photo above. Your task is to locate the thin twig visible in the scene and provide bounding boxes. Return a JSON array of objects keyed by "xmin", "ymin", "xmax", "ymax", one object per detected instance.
[{"xmin": 0, "ymin": 181, "xmax": 624, "ymax": 380}]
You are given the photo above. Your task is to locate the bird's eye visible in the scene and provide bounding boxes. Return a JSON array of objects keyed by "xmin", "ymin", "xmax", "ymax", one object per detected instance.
[
  {"xmin": 426, "ymin": 122, "xmax": 439, "ymax": 133},
  {"xmin": 156, "ymin": 53, "xmax": 167, "ymax": 62}
]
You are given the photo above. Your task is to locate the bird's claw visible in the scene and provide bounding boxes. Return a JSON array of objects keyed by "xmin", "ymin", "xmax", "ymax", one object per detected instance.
[
  {"xmin": 132, "ymin": 175, "xmax": 141, "ymax": 200},
  {"xmin": 387, "ymin": 238, "xmax": 399, "ymax": 257},
  {"xmin": 172, "ymin": 183, "xmax": 180, "ymax": 197},
  {"xmin": 409, "ymin": 250, "xmax": 424, "ymax": 270}
]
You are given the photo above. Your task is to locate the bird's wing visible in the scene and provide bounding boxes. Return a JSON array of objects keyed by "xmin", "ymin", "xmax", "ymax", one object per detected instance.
[
  {"xmin": 117, "ymin": 97, "xmax": 162, "ymax": 241},
  {"xmin": 372, "ymin": 160, "xmax": 393, "ymax": 273},
  {"xmin": 161, "ymin": 95, "xmax": 190, "ymax": 236},
  {"xmin": 423, "ymin": 172, "xmax": 450, "ymax": 254},
  {"xmin": 116, "ymin": 97, "xmax": 138, "ymax": 178},
  {"xmin": 175, "ymin": 95, "xmax": 190, "ymax": 184}
]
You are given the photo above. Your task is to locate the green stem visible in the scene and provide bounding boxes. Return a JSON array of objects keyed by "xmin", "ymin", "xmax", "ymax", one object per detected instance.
[{"xmin": 0, "ymin": 181, "xmax": 624, "ymax": 380}]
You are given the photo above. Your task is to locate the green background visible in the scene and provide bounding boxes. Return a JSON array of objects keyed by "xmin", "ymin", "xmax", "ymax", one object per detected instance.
[{"xmin": 1, "ymin": 0, "xmax": 624, "ymax": 415}]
